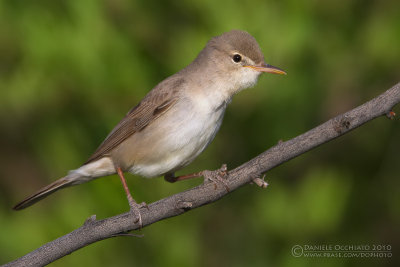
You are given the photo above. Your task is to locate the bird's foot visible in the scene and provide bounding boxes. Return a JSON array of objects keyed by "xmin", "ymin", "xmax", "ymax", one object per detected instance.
[
  {"xmin": 251, "ymin": 174, "xmax": 269, "ymax": 188},
  {"xmin": 202, "ymin": 164, "xmax": 230, "ymax": 192},
  {"xmin": 127, "ymin": 199, "xmax": 148, "ymax": 229},
  {"xmin": 164, "ymin": 164, "xmax": 230, "ymax": 192},
  {"xmin": 116, "ymin": 166, "xmax": 146, "ymax": 228}
]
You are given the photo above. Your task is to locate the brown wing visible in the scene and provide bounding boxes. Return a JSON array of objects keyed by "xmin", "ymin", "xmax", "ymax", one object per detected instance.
[{"xmin": 84, "ymin": 77, "xmax": 184, "ymax": 164}]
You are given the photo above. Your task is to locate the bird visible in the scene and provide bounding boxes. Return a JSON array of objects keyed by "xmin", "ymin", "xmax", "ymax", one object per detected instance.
[{"xmin": 13, "ymin": 30, "xmax": 286, "ymax": 225}]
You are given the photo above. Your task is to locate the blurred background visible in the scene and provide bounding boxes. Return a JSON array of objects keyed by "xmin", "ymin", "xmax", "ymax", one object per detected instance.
[{"xmin": 0, "ymin": 0, "xmax": 399, "ymax": 266}]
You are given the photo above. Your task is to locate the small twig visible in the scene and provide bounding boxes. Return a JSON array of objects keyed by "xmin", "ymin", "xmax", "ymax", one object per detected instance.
[{"xmin": 252, "ymin": 175, "xmax": 269, "ymax": 188}]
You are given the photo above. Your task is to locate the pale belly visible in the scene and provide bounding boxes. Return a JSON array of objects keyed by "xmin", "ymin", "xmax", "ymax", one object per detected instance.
[{"xmin": 117, "ymin": 99, "xmax": 227, "ymax": 178}]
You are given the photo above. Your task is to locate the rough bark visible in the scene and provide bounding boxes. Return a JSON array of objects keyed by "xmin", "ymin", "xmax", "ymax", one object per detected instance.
[{"xmin": 3, "ymin": 82, "xmax": 400, "ymax": 267}]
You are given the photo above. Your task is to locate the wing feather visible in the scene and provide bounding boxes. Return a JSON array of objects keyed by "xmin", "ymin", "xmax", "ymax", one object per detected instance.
[{"xmin": 84, "ymin": 77, "xmax": 184, "ymax": 164}]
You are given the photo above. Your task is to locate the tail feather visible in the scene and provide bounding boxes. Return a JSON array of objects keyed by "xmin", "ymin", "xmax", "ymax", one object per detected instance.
[
  {"xmin": 13, "ymin": 158, "xmax": 116, "ymax": 210},
  {"xmin": 13, "ymin": 176, "xmax": 76, "ymax": 210}
]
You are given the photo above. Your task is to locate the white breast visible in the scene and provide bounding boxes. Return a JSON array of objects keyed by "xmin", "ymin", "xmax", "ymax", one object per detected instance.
[{"xmin": 125, "ymin": 89, "xmax": 227, "ymax": 178}]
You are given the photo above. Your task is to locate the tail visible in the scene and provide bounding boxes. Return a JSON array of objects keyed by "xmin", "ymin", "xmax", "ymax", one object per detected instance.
[
  {"xmin": 13, "ymin": 157, "xmax": 116, "ymax": 210},
  {"xmin": 13, "ymin": 174, "xmax": 79, "ymax": 210}
]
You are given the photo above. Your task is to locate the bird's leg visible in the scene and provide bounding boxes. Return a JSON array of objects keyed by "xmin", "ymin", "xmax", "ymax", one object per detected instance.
[
  {"xmin": 116, "ymin": 167, "xmax": 144, "ymax": 228},
  {"xmin": 164, "ymin": 171, "xmax": 203, "ymax": 183},
  {"xmin": 165, "ymin": 164, "xmax": 230, "ymax": 192}
]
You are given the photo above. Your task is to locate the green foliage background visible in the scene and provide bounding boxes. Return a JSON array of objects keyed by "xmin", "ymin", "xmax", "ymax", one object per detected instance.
[{"xmin": 0, "ymin": 0, "xmax": 399, "ymax": 266}]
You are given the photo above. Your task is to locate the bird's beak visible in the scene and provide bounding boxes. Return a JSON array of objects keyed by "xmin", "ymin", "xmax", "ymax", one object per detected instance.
[{"xmin": 245, "ymin": 63, "xmax": 287, "ymax": 75}]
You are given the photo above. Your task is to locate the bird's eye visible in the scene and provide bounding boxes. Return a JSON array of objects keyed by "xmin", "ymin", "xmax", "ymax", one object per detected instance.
[{"xmin": 232, "ymin": 54, "xmax": 242, "ymax": 63}]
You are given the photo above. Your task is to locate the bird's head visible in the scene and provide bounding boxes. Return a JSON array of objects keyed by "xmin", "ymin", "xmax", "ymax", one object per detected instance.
[{"xmin": 193, "ymin": 30, "xmax": 286, "ymax": 95}]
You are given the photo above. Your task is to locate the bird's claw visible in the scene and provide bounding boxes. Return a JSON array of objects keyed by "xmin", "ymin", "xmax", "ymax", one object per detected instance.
[
  {"xmin": 138, "ymin": 201, "xmax": 149, "ymax": 210},
  {"xmin": 128, "ymin": 200, "xmax": 146, "ymax": 228},
  {"xmin": 202, "ymin": 164, "xmax": 230, "ymax": 192}
]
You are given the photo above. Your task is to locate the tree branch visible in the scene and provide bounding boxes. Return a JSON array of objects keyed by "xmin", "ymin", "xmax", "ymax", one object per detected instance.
[{"xmin": 3, "ymin": 82, "xmax": 400, "ymax": 267}]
